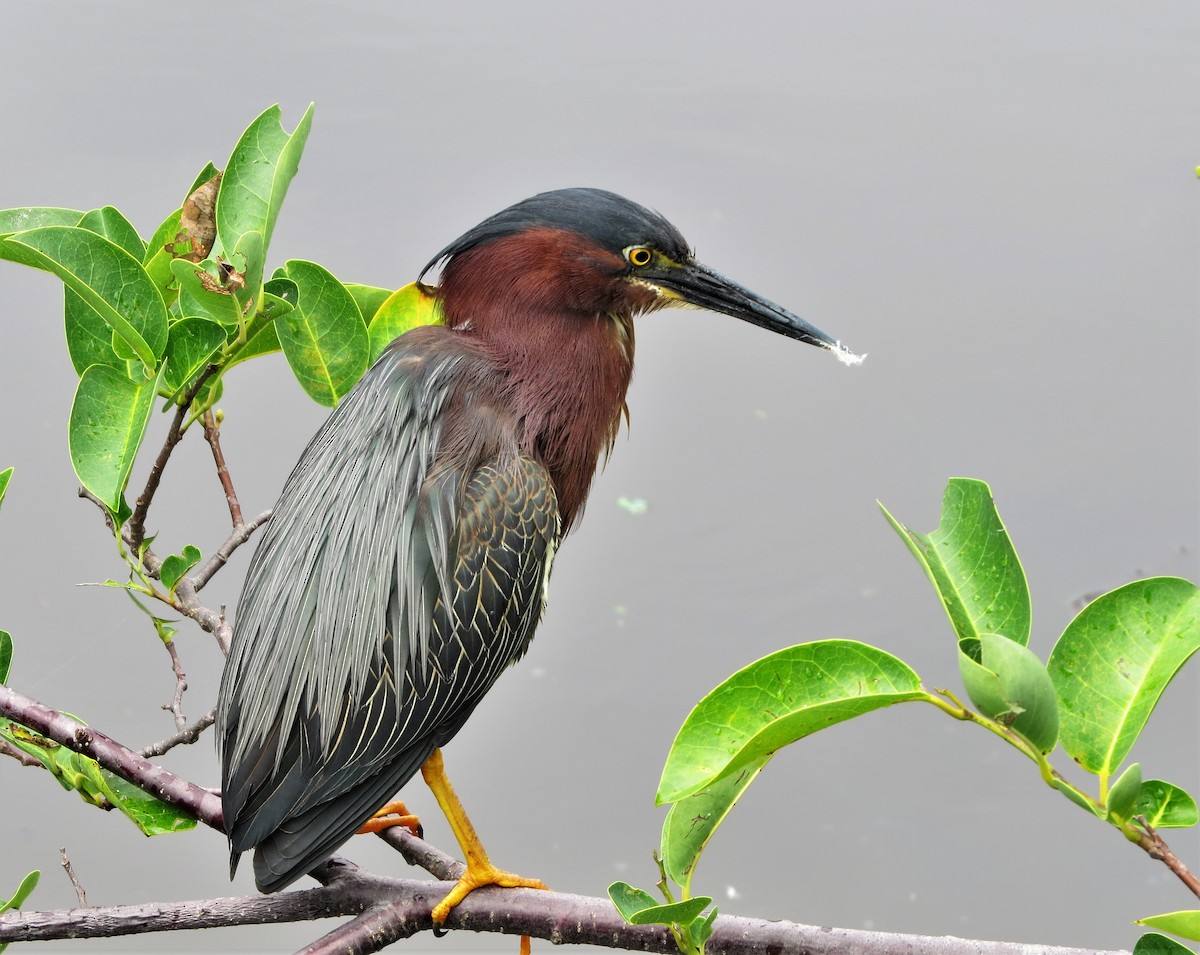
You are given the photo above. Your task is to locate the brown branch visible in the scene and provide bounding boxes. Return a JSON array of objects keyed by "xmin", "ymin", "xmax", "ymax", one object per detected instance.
[
  {"xmin": 59, "ymin": 847, "xmax": 88, "ymax": 907},
  {"xmin": 201, "ymin": 409, "xmax": 244, "ymax": 528},
  {"xmin": 1137, "ymin": 822, "xmax": 1200, "ymax": 899},
  {"xmin": 138, "ymin": 707, "xmax": 216, "ymax": 759},
  {"xmin": 127, "ymin": 367, "xmax": 216, "ymax": 554},
  {"xmin": 0, "ymin": 863, "xmax": 1124, "ymax": 955},
  {"xmin": 0, "ymin": 683, "xmax": 221, "ymax": 830}
]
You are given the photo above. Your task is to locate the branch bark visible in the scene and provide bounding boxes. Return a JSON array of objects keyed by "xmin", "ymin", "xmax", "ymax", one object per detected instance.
[
  {"xmin": 0, "ymin": 683, "xmax": 221, "ymax": 830},
  {"xmin": 0, "ymin": 867, "xmax": 1125, "ymax": 955}
]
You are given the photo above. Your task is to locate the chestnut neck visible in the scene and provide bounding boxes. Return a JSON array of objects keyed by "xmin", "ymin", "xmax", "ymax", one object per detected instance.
[{"xmin": 437, "ymin": 236, "xmax": 640, "ymax": 528}]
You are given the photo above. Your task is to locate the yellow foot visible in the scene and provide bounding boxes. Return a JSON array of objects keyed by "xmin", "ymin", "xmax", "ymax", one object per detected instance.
[
  {"xmin": 430, "ymin": 861, "xmax": 549, "ymax": 924},
  {"xmin": 357, "ymin": 799, "xmax": 422, "ymax": 837}
]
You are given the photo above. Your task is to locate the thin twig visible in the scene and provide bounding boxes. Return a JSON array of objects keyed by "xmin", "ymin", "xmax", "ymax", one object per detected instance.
[
  {"xmin": 59, "ymin": 847, "xmax": 88, "ymax": 907},
  {"xmin": 139, "ymin": 547, "xmax": 232, "ymax": 655},
  {"xmin": 193, "ymin": 507, "xmax": 272, "ymax": 591},
  {"xmin": 162, "ymin": 638, "xmax": 189, "ymax": 732},
  {"xmin": 202, "ymin": 408, "xmax": 244, "ymax": 528},
  {"xmin": 138, "ymin": 708, "xmax": 216, "ymax": 758},
  {"xmin": 127, "ymin": 367, "xmax": 217, "ymax": 554},
  {"xmin": 77, "ymin": 487, "xmax": 116, "ymax": 535}
]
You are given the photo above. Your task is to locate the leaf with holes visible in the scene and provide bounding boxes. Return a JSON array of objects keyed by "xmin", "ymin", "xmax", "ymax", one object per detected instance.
[
  {"xmin": 881, "ymin": 478, "xmax": 1031, "ymax": 647},
  {"xmin": 214, "ymin": 103, "xmax": 313, "ymax": 299}
]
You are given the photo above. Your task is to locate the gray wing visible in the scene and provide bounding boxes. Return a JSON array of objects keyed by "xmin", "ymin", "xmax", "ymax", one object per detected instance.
[{"xmin": 217, "ymin": 334, "xmax": 559, "ymax": 891}]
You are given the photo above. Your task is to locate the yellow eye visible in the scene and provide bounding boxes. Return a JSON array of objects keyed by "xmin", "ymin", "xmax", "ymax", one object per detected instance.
[{"xmin": 627, "ymin": 246, "xmax": 652, "ymax": 268}]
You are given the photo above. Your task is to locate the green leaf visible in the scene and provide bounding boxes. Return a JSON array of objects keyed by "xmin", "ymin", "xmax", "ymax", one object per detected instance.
[
  {"xmin": 657, "ymin": 640, "xmax": 925, "ymax": 804},
  {"xmin": 1137, "ymin": 780, "xmax": 1199, "ymax": 829},
  {"xmin": 78, "ymin": 206, "xmax": 145, "ymax": 260},
  {"xmin": 662, "ymin": 754, "xmax": 770, "ymax": 894},
  {"xmin": 881, "ymin": 478, "xmax": 1031, "ymax": 646},
  {"xmin": 367, "ymin": 281, "xmax": 441, "ymax": 363},
  {"xmin": 608, "ymin": 881, "xmax": 660, "ymax": 922},
  {"xmin": 1136, "ymin": 932, "xmax": 1199, "ymax": 955},
  {"xmin": 214, "ymin": 103, "xmax": 314, "ymax": 298},
  {"xmin": 142, "ymin": 208, "xmax": 184, "ymax": 300},
  {"xmin": 226, "ymin": 318, "xmax": 282, "ymax": 371},
  {"xmin": 187, "ymin": 162, "xmax": 221, "ymax": 195},
  {"xmin": 69, "ymin": 363, "xmax": 163, "ymax": 514},
  {"xmin": 64, "ymin": 289, "xmax": 124, "ymax": 376},
  {"xmin": 0, "ymin": 869, "xmax": 39, "ymax": 914},
  {"xmin": 161, "ymin": 318, "xmax": 226, "ymax": 396},
  {"xmin": 277, "ymin": 259, "xmax": 369, "ymax": 405},
  {"xmin": 1138, "ymin": 912, "xmax": 1200, "ymax": 943},
  {"xmin": 0, "ymin": 467, "xmax": 10, "ymax": 508},
  {"xmin": 0, "ymin": 630, "xmax": 11, "ymax": 683},
  {"xmin": 1, "ymin": 226, "xmax": 168, "ymax": 367},
  {"xmin": 171, "ymin": 258, "xmax": 245, "ymax": 326},
  {"xmin": 628, "ymin": 897, "xmax": 713, "ymax": 927},
  {"xmin": 0, "ymin": 719, "xmax": 195, "ymax": 836},
  {"xmin": 160, "ymin": 544, "xmax": 203, "ymax": 590},
  {"xmin": 99, "ymin": 770, "xmax": 197, "ymax": 835},
  {"xmin": 607, "ymin": 882, "xmax": 712, "ymax": 928},
  {"xmin": 0, "ymin": 207, "xmax": 81, "ymax": 236},
  {"xmin": 1047, "ymin": 577, "xmax": 1200, "ymax": 777},
  {"xmin": 1106, "ymin": 762, "xmax": 1143, "ymax": 823},
  {"xmin": 957, "ymin": 632, "xmax": 1058, "ymax": 753},
  {"xmin": 691, "ymin": 906, "xmax": 719, "ymax": 948},
  {"xmin": 346, "ymin": 283, "xmax": 394, "ymax": 326}
]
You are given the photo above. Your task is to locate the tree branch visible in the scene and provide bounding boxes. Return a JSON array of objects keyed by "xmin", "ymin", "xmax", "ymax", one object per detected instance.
[
  {"xmin": 138, "ymin": 707, "xmax": 216, "ymax": 758},
  {"xmin": 0, "ymin": 683, "xmax": 221, "ymax": 830},
  {"xmin": 161, "ymin": 637, "xmax": 190, "ymax": 731},
  {"xmin": 201, "ymin": 409, "xmax": 244, "ymax": 528},
  {"xmin": 1138, "ymin": 823, "xmax": 1200, "ymax": 899},
  {"xmin": 192, "ymin": 507, "xmax": 272, "ymax": 591},
  {"xmin": 0, "ymin": 869, "xmax": 1124, "ymax": 955},
  {"xmin": 127, "ymin": 367, "xmax": 217, "ymax": 554}
]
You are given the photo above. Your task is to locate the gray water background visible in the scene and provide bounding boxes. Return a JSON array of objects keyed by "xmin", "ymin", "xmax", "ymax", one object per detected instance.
[{"xmin": 0, "ymin": 3, "xmax": 1196, "ymax": 951}]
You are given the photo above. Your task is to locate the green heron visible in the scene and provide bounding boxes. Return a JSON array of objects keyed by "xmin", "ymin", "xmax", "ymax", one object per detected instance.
[{"xmin": 216, "ymin": 187, "xmax": 858, "ymax": 921}]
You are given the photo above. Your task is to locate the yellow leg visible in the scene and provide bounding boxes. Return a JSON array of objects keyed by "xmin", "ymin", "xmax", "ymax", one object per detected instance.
[
  {"xmin": 421, "ymin": 748, "xmax": 548, "ymax": 925},
  {"xmin": 357, "ymin": 799, "xmax": 422, "ymax": 837}
]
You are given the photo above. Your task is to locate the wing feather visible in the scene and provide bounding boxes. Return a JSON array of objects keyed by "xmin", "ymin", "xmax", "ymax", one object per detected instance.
[{"xmin": 217, "ymin": 335, "xmax": 561, "ymax": 891}]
